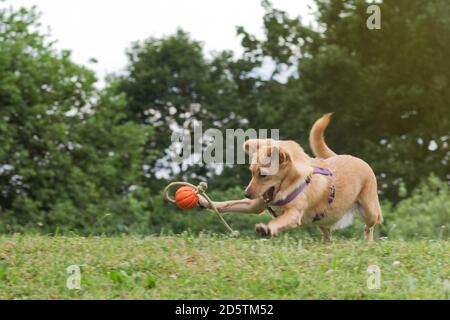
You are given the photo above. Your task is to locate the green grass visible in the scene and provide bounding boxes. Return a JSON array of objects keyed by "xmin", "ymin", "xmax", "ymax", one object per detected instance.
[{"xmin": 0, "ymin": 234, "xmax": 448, "ymax": 299}]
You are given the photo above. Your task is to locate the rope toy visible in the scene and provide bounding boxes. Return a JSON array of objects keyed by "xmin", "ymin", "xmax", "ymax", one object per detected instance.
[{"xmin": 163, "ymin": 181, "xmax": 239, "ymax": 237}]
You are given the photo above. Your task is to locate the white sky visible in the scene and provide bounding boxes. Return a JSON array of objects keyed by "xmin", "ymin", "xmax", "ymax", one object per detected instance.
[{"xmin": 8, "ymin": 0, "xmax": 315, "ymax": 81}]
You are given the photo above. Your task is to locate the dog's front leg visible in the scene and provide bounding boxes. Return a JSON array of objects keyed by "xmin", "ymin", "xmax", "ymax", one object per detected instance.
[
  {"xmin": 255, "ymin": 208, "xmax": 303, "ymax": 237},
  {"xmin": 199, "ymin": 196, "xmax": 266, "ymax": 214}
]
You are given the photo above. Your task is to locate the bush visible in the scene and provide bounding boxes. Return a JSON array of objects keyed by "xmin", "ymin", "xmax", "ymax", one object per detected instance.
[
  {"xmin": 381, "ymin": 174, "xmax": 449, "ymax": 240},
  {"xmin": 0, "ymin": 7, "xmax": 152, "ymax": 235}
]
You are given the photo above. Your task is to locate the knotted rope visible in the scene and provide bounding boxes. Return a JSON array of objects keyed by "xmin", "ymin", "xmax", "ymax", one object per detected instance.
[{"xmin": 163, "ymin": 181, "xmax": 239, "ymax": 237}]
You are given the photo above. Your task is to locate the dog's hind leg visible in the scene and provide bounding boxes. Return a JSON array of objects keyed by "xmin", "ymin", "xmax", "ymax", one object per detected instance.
[
  {"xmin": 320, "ymin": 227, "xmax": 332, "ymax": 243},
  {"xmin": 358, "ymin": 178, "xmax": 383, "ymax": 242}
]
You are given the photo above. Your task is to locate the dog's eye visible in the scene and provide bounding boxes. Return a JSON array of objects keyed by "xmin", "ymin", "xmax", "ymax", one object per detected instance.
[{"xmin": 259, "ymin": 170, "xmax": 267, "ymax": 178}]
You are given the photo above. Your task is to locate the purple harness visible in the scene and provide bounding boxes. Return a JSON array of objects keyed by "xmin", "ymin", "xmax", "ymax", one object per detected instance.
[{"xmin": 267, "ymin": 166, "xmax": 335, "ymax": 215}]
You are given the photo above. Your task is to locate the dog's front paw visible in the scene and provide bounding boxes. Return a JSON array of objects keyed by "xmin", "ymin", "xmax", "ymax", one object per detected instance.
[
  {"xmin": 255, "ymin": 223, "xmax": 272, "ymax": 237},
  {"xmin": 197, "ymin": 196, "xmax": 210, "ymax": 209}
]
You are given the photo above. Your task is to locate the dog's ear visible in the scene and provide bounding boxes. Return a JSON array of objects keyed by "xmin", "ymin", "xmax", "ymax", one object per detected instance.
[
  {"xmin": 267, "ymin": 145, "xmax": 290, "ymax": 165},
  {"xmin": 243, "ymin": 140, "xmax": 254, "ymax": 155},
  {"xmin": 243, "ymin": 139, "xmax": 273, "ymax": 155}
]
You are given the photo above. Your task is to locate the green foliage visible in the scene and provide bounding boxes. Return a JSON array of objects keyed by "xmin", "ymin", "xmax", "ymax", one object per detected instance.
[
  {"xmin": 144, "ymin": 274, "xmax": 157, "ymax": 289},
  {"xmin": 235, "ymin": 0, "xmax": 450, "ymax": 200},
  {"xmin": 109, "ymin": 270, "xmax": 127, "ymax": 285},
  {"xmin": 106, "ymin": 266, "xmax": 156, "ymax": 290},
  {"xmin": 0, "ymin": 262, "xmax": 8, "ymax": 281},
  {"xmin": 383, "ymin": 175, "xmax": 449, "ymax": 240},
  {"xmin": 0, "ymin": 6, "xmax": 153, "ymax": 234},
  {"xmin": 117, "ymin": 30, "xmax": 241, "ymax": 186},
  {"xmin": 0, "ymin": 234, "xmax": 448, "ymax": 299}
]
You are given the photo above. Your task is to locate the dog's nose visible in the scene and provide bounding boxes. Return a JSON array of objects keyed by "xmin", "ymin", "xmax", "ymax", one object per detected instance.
[{"xmin": 244, "ymin": 191, "xmax": 252, "ymax": 199}]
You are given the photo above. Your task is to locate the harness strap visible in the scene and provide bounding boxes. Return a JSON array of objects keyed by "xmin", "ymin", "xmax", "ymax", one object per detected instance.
[
  {"xmin": 313, "ymin": 166, "xmax": 335, "ymax": 204},
  {"xmin": 267, "ymin": 166, "xmax": 335, "ymax": 215}
]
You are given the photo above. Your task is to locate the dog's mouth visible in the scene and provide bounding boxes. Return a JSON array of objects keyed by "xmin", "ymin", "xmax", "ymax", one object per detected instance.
[{"xmin": 263, "ymin": 186, "xmax": 275, "ymax": 203}]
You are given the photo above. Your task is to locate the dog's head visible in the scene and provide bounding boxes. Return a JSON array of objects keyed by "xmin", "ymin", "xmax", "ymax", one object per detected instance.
[{"xmin": 243, "ymin": 139, "xmax": 310, "ymax": 203}]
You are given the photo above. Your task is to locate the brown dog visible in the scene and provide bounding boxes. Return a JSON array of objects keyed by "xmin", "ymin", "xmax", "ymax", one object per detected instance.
[{"xmin": 199, "ymin": 114, "xmax": 383, "ymax": 241}]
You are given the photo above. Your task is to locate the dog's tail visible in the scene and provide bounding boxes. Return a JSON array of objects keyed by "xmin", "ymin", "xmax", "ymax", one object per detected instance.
[{"xmin": 309, "ymin": 113, "xmax": 337, "ymax": 159}]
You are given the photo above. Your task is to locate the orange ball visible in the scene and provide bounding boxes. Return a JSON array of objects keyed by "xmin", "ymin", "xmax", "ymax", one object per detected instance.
[{"xmin": 175, "ymin": 186, "xmax": 199, "ymax": 210}]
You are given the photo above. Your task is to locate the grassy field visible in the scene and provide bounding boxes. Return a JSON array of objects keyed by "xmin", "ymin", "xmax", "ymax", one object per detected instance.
[{"xmin": 0, "ymin": 234, "xmax": 448, "ymax": 299}]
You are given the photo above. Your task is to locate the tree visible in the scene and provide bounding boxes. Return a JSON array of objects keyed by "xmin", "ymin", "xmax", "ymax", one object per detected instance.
[
  {"xmin": 118, "ymin": 30, "xmax": 243, "ymax": 189},
  {"xmin": 234, "ymin": 0, "xmax": 450, "ymax": 200},
  {"xmin": 0, "ymin": 6, "xmax": 152, "ymax": 233}
]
